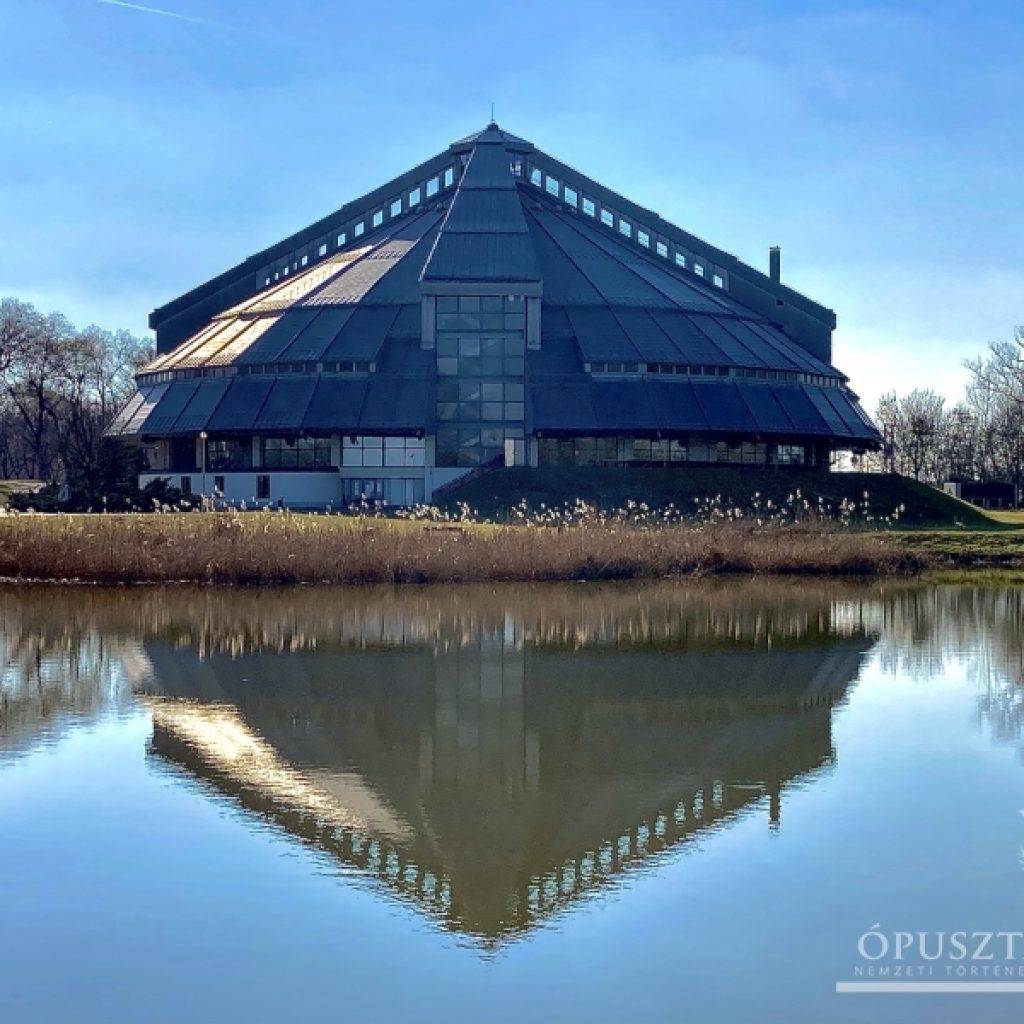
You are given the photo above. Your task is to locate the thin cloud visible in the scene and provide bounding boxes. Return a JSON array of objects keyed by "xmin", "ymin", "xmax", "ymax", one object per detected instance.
[{"xmin": 91, "ymin": 0, "xmax": 214, "ymax": 27}]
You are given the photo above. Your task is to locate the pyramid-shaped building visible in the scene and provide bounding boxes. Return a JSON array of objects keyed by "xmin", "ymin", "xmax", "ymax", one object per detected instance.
[{"xmin": 111, "ymin": 124, "xmax": 880, "ymax": 507}]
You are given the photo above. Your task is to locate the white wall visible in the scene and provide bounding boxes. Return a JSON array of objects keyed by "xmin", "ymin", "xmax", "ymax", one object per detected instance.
[{"xmin": 140, "ymin": 472, "xmax": 343, "ymax": 509}]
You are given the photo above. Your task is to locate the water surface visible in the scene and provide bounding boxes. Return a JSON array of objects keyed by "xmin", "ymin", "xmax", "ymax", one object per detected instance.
[{"xmin": 2, "ymin": 580, "xmax": 1023, "ymax": 1022}]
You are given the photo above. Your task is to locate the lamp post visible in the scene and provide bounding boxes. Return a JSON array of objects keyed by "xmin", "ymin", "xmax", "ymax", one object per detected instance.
[{"xmin": 199, "ymin": 431, "xmax": 208, "ymax": 505}]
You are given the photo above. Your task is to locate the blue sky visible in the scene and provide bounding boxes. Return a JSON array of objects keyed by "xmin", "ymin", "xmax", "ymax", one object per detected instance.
[{"xmin": 1, "ymin": 0, "xmax": 1021, "ymax": 413}]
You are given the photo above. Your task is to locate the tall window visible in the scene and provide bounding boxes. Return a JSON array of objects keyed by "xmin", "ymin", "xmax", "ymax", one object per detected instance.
[{"xmin": 434, "ymin": 295, "xmax": 526, "ymax": 467}]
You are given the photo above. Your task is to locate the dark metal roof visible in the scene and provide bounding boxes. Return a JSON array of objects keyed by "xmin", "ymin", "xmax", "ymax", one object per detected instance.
[
  {"xmin": 530, "ymin": 378, "xmax": 875, "ymax": 440},
  {"xmin": 421, "ymin": 138, "xmax": 541, "ymax": 285},
  {"xmin": 118, "ymin": 124, "xmax": 879, "ymax": 449}
]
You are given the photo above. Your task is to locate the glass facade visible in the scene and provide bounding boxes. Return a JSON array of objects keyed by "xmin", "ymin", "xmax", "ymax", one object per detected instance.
[
  {"xmin": 538, "ymin": 437, "xmax": 811, "ymax": 468},
  {"xmin": 262, "ymin": 437, "xmax": 333, "ymax": 469},
  {"xmin": 205, "ymin": 438, "xmax": 252, "ymax": 471},
  {"xmin": 435, "ymin": 295, "xmax": 526, "ymax": 468},
  {"xmin": 342, "ymin": 436, "xmax": 425, "ymax": 468}
]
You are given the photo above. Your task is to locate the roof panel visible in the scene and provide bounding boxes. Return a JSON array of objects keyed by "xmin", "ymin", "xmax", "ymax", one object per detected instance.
[
  {"xmin": 357, "ymin": 227, "xmax": 442, "ymax": 305},
  {"xmin": 746, "ymin": 322, "xmax": 836, "ymax": 376},
  {"xmin": 802, "ymin": 385, "xmax": 850, "ymax": 436},
  {"xmin": 206, "ymin": 378, "xmax": 273, "ymax": 431},
  {"xmin": 566, "ymin": 306, "xmax": 641, "ymax": 362},
  {"xmin": 322, "ymin": 305, "xmax": 400, "ymax": 362},
  {"xmin": 443, "ymin": 190, "xmax": 529, "ymax": 233},
  {"xmin": 106, "ymin": 389, "xmax": 148, "ymax": 436},
  {"xmin": 301, "ymin": 377, "xmax": 367, "ymax": 433},
  {"xmin": 709, "ymin": 318, "xmax": 795, "ymax": 371},
  {"xmin": 139, "ymin": 380, "xmax": 201, "ymax": 434},
  {"xmin": 648, "ymin": 311, "xmax": 728, "ymax": 364},
  {"xmin": 459, "ymin": 142, "xmax": 518, "ymax": 189},
  {"xmin": 690, "ymin": 380, "xmax": 758, "ymax": 433},
  {"xmin": 590, "ymin": 380, "xmax": 651, "ymax": 431},
  {"xmin": 539, "ymin": 207, "xmax": 728, "ymax": 312},
  {"xmin": 647, "ymin": 380, "xmax": 710, "ymax": 432},
  {"xmin": 530, "ymin": 210, "xmax": 675, "ymax": 309},
  {"xmin": 529, "ymin": 335, "xmax": 584, "ymax": 377},
  {"xmin": 734, "ymin": 383, "xmax": 795, "ymax": 433},
  {"xmin": 124, "ymin": 384, "xmax": 168, "ymax": 434},
  {"xmin": 253, "ymin": 378, "xmax": 318, "ymax": 431},
  {"xmin": 167, "ymin": 379, "xmax": 231, "ymax": 435},
  {"xmin": 171, "ymin": 318, "xmax": 252, "ymax": 369},
  {"xmin": 421, "ymin": 234, "xmax": 540, "ymax": 282},
  {"xmin": 359, "ymin": 378, "xmax": 432, "ymax": 432},
  {"xmin": 157, "ymin": 319, "xmax": 239, "ymax": 370},
  {"xmin": 612, "ymin": 308, "xmax": 681, "ymax": 362},
  {"xmin": 530, "ymin": 382, "xmax": 598, "ymax": 432},
  {"xmin": 829, "ymin": 388, "xmax": 878, "ymax": 436},
  {"xmin": 768, "ymin": 384, "xmax": 828, "ymax": 433},
  {"xmin": 386, "ymin": 303, "xmax": 421, "ymax": 339},
  {"xmin": 529, "ymin": 228, "xmax": 604, "ymax": 304},
  {"xmin": 235, "ymin": 309, "xmax": 321, "ymax": 365},
  {"xmin": 689, "ymin": 316, "xmax": 763, "ymax": 366},
  {"xmin": 205, "ymin": 316, "xmax": 280, "ymax": 367},
  {"xmin": 276, "ymin": 307, "xmax": 356, "ymax": 362}
]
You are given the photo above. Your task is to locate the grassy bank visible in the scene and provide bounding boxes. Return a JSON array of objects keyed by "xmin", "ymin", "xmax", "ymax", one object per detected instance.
[
  {"xmin": 0, "ymin": 512, "xmax": 923, "ymax": 584},
  {"xmin": 439, "ymin": 467, "xmax": 993, "ymax": 527}
]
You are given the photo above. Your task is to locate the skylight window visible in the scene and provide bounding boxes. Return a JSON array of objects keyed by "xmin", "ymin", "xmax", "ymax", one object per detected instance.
[
  {"xmin": 372, "ymin": 210, "xmax": 384, "ymax": 228},
  {"xmin": 713, "ymin": 273, "xmax": 725, "ymax": 288},
  {"xmin": 675, "ymin": 252, "xmax": 686, "ymax": 268},
  {"xmin": 638, "ymin": 230, "xmax": 650, "ymax": 247},
  {"xmin": 390, "ymin": 199, "xmax": 402, "ymax": 217},
  {"xmin": 337, "ymin": 232, "xmax": 346, "ymax": 247},
  {"xmin": 694, "ymin": 263, "xmax": 705, "ymax": 277},
  {"xmin": 619, "ymin": 219, "xmax": 632, "ymax": 238},
  {"xmin": 409, "ymin": 186, "xmax": 421, "ymax": 206},
  {"xmin": 565, "ymin": 186, "xmax": 578, "ymax": 207},
  {"xmin": 319, "ymin": 243, "xmax": 328, "ymax": 257},
  {"xmin": 600, "ymin": 209, "xmax": 614, "ymax": 227},
  {"xmin": 656, "ymin": 241, "xmax": 668, "ymax": 258},
  {"xmin": 546, "ymin": 176, "xmax": 559, "ymax": 196},
  {"xmin": 301, "ymin": 255, "xmax": 308, "ymax": 266},
  {"xmin": 582, "ymin": 198, "xmax": 596, "ymax": 217},
  {"xmin": 530, "ymin": 168, "xmax": 542, "ymax": 186},
  {"xmin": 426, "ymin": 176, "xmax": 439, "ymax": 197},
  {"xmin": 354, "ymin": 222, "xmax": 365, "ymax": 238},
  {"xmin": 443, "ymin": 167, "xmax": 454, "ymax": 188}
]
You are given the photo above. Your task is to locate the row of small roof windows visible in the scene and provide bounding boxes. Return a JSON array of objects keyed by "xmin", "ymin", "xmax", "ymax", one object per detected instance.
[
  {"xmin": 262, "ymin": 165, "xmax": 458, "ymax": 288},
  {"xmin": 520, "ymin": 163, "xmax": 727, "ymax": 290},
  {"xmin": 137, "ymin": 360, "xmax": 373, "ymax": 385},
  {"xmin": 587, "ymin": 362, "xmax": 840, "ymax": 388}
]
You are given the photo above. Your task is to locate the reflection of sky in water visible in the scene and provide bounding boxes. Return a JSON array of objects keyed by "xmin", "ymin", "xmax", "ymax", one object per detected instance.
[{"xmin": 1, "ymin": 580, "xmax": 1023, "ymax": 1024}]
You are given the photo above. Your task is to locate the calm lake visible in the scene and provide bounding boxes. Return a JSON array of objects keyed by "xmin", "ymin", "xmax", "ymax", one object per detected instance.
[{"xmin": 2, "ymin": 580, "xmax": 1024, "ymax": 1023}]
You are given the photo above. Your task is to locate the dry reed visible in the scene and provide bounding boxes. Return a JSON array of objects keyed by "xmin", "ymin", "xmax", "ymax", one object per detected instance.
[{"xmin": 0, "ymin": 511, "xmax": 923, "ymax": 584}]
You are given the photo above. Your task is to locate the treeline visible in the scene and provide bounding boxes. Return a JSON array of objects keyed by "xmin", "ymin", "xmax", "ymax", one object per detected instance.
[
  {"xmin": 872, "ymin": 327, "xmax": 1024, "ymax": 486},
  {"xmin": 0, "ymin": 297, "xmax": 152, "ymax": 503}
]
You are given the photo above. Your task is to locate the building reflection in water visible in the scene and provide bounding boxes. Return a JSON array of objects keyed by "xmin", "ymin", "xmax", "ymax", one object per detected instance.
[{"xmin": 10, "ymin": 581, "xmax": 1019, "ymax": 940}]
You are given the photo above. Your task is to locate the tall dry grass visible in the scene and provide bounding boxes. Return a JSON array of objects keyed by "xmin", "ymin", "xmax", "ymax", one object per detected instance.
[{"xmin": 0, "ymin": 511, "xmax": 923, "ymax": 584}]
